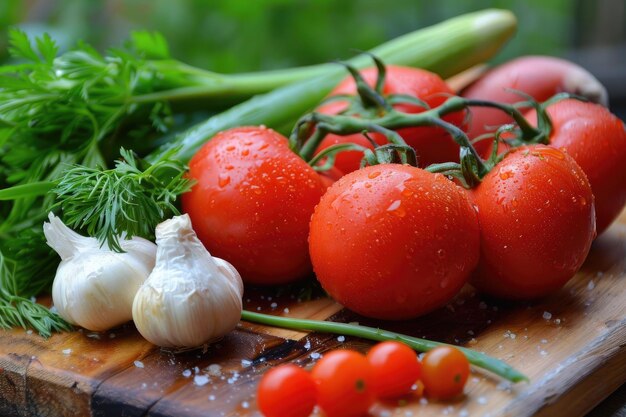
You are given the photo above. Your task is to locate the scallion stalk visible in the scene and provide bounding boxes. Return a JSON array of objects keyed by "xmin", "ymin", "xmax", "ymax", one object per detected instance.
[{"xmin": 241, "ymin": 310, "xmax": 528, "ymax": 383}]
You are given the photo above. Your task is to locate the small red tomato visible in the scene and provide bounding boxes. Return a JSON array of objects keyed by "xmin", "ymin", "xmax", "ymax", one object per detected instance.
[
  {"xmin": 525, "ymin": 99, "xmax": 626, "ymax": 235},
  {"xmin": 257, "ymin": 364, "xmax": 317, "ymax": 417},
  {"xmin": 311, "ymin": 350, "xmax": 375, "ymax": 417},
  {"xmin": 315, "ymin": 66, "xmax": 465, "ymax": 174},
  {"xmin": 182, "ymin": 126, "xmax": 326, "ymax": 284},
  {"xmin": 309, "ymin": 164, "xmax": 480, "ymax": 319},
  {"xmin": 471, "ymin": 145, "xmax": 596, "ymax": 299},
  {"xmin": 421, "ymin": 346, "xmax": 470, "ymax": 400},
  {"xmin": 366, "ymin": 341, "xmax": 421, "ymax": 399}
]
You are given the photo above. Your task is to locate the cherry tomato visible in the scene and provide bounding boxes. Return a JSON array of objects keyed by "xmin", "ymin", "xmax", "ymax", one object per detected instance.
[
  {"xmin": 309, "ymin": 164, "xmax": 480, "ymax": 319},
  {"xmin": 471, "ymin": 145, "xmax": 596, "ymax": 299},
  {"xmin": 315, "ymin": 66, "xmax": 465, "ymax": 174},
  {"xmin": 366, "ymin": 341, "xmax": 421, "ymax": 399},
  {"xmin": 311, "ymin": 349, "xmax": 375, "ymax": 417},
  {"xmin": 525, "ymin": 99, "xmax": 626, "ymax": 235},
  {"xmin": 421, "ymin": 346, "xmax": 470, "ymax": 400},
  {"xmin": 182, "ymin": 126, "xmax": 326, "ymax": 285},
  {"xmin": 257, "ymin": 364, "xmax": 316, "ymax": 417}
]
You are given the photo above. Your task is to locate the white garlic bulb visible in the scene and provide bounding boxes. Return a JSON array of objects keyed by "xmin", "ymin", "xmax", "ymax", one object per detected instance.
[
  {"xmin": 132, "ymin": 214, "xmax": 244, "ymax": 348},
  {"xmin": 43, "ymin": 213, "xmax": 157, "ymax": 331}
]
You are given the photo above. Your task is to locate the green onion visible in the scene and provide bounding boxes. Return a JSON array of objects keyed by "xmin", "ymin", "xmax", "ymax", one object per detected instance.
[{"xmin": 242, "ymin": 310, "xmax": 528, "ymax": 383}]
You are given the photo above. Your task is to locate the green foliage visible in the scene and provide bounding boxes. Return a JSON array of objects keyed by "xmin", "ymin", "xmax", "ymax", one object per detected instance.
[{"xmin": 54, "ymin": 148, "xmax": 191, "ymax": 252}]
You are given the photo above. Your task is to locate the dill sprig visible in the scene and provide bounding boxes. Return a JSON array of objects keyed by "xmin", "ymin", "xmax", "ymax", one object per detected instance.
[{"xmin": 53, "ymin": 148, "xmax": 192, "ymax": 252}]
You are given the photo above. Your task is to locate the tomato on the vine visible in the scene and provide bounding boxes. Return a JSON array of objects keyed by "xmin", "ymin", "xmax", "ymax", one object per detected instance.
[
  {"xmin": 257, "ymin": 364, "xmax": 316, "ymax": 417},
  {"xmin": 471, "ymin": 145, "xmax": 596, "ymax": 299},
  {"xmin": 182, "ymin": 126, "xmax": 326, "ymax": 285},
  {"xmin": 314, "ymin": 66, "xmax": 465, "ymax": 174},
  {"xmin": 421, "ymin": 346, "xmax": 470, "ymax": 400},
  {"xmin": 309, "ymin": 164, "xmax": 480, "ymax": 319},
  {"xmin": 525, "ymin": 99, "xmax": 626, "ymax": 235},
  {"xmin": 311, "ymin": 349, "xmax": 375, "ymax": 417},
  {"xmin": 366, "ymin": 341, "xmax": 421, "ymax": 399}
]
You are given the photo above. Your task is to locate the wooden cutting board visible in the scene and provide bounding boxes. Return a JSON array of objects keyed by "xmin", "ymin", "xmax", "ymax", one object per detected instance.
[{"xmin": 1, "ymin": 208, "xmax": 625, "ymax": 417}]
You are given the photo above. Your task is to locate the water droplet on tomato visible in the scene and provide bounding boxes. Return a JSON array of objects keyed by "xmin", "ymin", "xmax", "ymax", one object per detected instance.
[
  {"xmin": 218, "ymin": 174, "xmax": 230, "ymax": 187},
  {"xmin": 437, "ymin": 249, "xmax": 445, "ymax": 258},
  {"xmin": 250, "ymin": 185, "xmax": 262, "ymax": 195},
  {"xmin": 499, "ymin": 170, "xmax": 514, "ymax": 180}
]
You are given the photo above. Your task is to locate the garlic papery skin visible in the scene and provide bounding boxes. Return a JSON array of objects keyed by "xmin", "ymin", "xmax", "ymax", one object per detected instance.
[
  {"xmin": 43, "ymin": 213, "xmax": 157, "ymax": 332},
  {"xmin": 132, "ymin": 214, "xmax": 244, "ymax": 348}
]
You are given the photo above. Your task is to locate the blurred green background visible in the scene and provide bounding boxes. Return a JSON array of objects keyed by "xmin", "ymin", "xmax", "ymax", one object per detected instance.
[{"xmin": 1, "ymin": 0, "xmax": 624, "ymax": 113}]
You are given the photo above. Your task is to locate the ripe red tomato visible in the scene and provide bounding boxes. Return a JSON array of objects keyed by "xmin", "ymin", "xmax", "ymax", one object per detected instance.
[
  {"xmin": 471, "ymin": 145, "xmax": 596, "ymax": 299},
  {"xmin": 421, "ymin": 346, "xmax": 470, "ymax": 400},
  {"xmin": 525, "ymin": 99, "xmax": 626, "ymax": 235},
  {"xmin": 257, "ymin": 364, "xmax": 316, "ymax": 417},
  {"xmin": 311, "ymin": 350, "xmax": 375, "ymax": 417},
  {"xmin": 462, "ymin": 55, "xmax": 608, "ymax": 156},
  {"xmin": 309, "ymin": 164, "xmax": 480, "ymax": 319},
  {"xmin": 314, "ymin": 66, "xmax": 465, "ymax": 174},
  {"xmin": 366, "ymin": 341, "xmax": 421, "ymax": 399},
  {"xmin": 181, "ymin": 126, "xmax": 326, "ymax": 285}
]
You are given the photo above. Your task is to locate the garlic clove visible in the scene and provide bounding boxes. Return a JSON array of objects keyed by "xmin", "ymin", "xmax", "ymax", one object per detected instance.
[
  {"xmin": 44, "ymin": 213, "xmax": 157, "ymax": 332},
  {"xmin": 132, "ymin": 214, "xmax": 244, "ymax": 348}
]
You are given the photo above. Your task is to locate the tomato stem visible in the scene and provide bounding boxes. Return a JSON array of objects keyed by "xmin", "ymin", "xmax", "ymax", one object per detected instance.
[{"xmin": 241, "ymin": 310, "xmax": 529, "ymax": 383}]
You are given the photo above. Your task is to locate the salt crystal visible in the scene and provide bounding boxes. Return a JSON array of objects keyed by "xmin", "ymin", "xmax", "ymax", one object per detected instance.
[
  {"xmin": 270, "ymin": 302, "xmax": 278, "ymax": 309},
  {"xmin": 109, "ymin": 333, "xmax": 116, "ymax": 339},
  {"xmin": 207, "ymin": 364, "xmax": 222, "ymax": 376},
  {"xmin": 134, "ymin": 360, "xmax": 144, "ymax": 368},
  {"xmin": 310, "ymin": 352, "xmax": 321, "ymax": 359},
  {"xmin": 267, "ymin": 296, "xmax": 272, "ymax": 301},
  {"xmin": 459, "ymin": 410, "xmax": 469, "ymax": 417},
  {"xmin": 241, "ymin": 359, "xmax": 252, "ymax": 368},
  {"xmin": 587, "ymin": 280, "xmax": 595, "ymax": 290},
  {"xmin": 87, "ymin": 333, "xmax": 100, "ymax": 340},
  {"xmin": 467, "ymin": 330, "xmax": 474, "ymax": 336},
  {"xmin": 380, "ymin": 411, "xmax": 392, "ymax": 417},
  {"xmin": 337, "ymin": 336, "xmax": 345, "ymax": 342},
  {"xmin": 283, "ymin": 308, "xmax": 290, "ymax": 314},
  {"xmin": 194, "ymin": 375, "xmax": 210, "ymax": 386},
  {"xmin": 542, "ymin": 311, "xmax": 552, "ymax": 320},
  {"xmin": 62, "ymin": 349, "xmax": 72, "ymax": 355},
  {"xmin": 208, "ymin": 395, "xmax": 216, "ymax": 401},
  {"xmin": 541, "ymin": 339, "xmax": 548, "ymax": 344},
  {"xmin": 141, "ymin": 383, "xmax": 147, "ymax": 389},
  {"xmin": 404, "ymin": 411, "xmax": 413, "ymax": 416},
  {"xmin": 419, "ymin": 397, "xmax": 429, "ymax": 405},
  {"xmin": 596, "ymin": 271, "xmax": 604, "ymax": 277},
  {"xmin": 49, "ymin": 305, "xmax": 58, "ymax": 313},
  {"xmin": 554, "ymin": 319, "xmax": 561, "ymax": 325},
  {"xmin": 182, "ymin": 369, "xmax": 192, "ymax": 378},
  {"xmin": 26, "ymin": 330, "xmax": 33, "ymax": 335},
  {"xmin": 539, "ymin": 350, "xmax": 548, "ymax": 356},
  {"xmin": 477, "ymin": 396, "xmax": 488, "ymax": 405},
  {"xmin": 510, "ymin": 332, "xmax": 517, "ymax": 340},
  {"xmin": 304, "ymin": 340, "xmax": 311, "ymax": 350},
  {"xmin": 468, "ymin": 338, "xmax": 477, "ymax": 345},
  {"xmin": 194, "ymin": 366, "xmax": 200, "ymax": 374},
  {"xmin": 256, "ymin": 307, "xmax": 261, "ymax": 311},
  {"xmin": 241, "ymin": 401, "xmax": 250, "ymax": 409}
]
